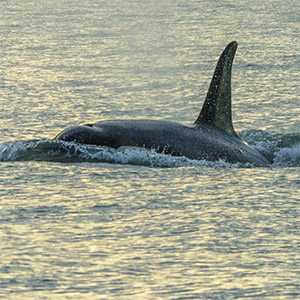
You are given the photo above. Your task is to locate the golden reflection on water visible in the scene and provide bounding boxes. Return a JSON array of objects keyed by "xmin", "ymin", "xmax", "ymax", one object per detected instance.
[
  {"xmin": 1, "ymin": 0, "xmax": 300, "ymax": 298},
  {"xmin": 1, "ymin": 162, "xmax": 299, "ymax": 298}
]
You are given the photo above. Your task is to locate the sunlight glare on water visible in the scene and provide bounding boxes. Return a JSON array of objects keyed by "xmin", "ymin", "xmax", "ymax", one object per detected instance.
[
  {"xmin": 1, "ymin": 164, "xmax": 299, "ymax": 299},
  {"xmin": 1, "ymin": 0, "xmax": 300, "ymax": 299}
]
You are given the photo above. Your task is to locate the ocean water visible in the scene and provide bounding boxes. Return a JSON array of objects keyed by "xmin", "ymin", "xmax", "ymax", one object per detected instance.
[{"xmin": 0, "ymin": 0, "xmax": 300, "ymax": 299}]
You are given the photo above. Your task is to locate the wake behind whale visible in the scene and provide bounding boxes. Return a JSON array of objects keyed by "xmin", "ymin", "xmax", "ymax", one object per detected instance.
[{"xmin": 55, "ymin": 42, "xmax": 270, "ymax": 166}]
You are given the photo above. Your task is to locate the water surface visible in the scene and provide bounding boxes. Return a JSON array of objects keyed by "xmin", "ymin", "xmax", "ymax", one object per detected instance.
[{"xmin": 1, "ymin": 0, "xmax": 300, "ymax": 299}]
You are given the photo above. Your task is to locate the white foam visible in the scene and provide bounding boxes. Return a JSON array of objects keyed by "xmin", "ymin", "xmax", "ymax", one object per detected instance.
[
  {"xmin": 0, "ymin": 140, "xmax": 28, "ymax": 161},
  {"xmin": 0, "ymin": 139, "xmax": 262, "ymax": 168},
  {"xmin": 68, "ymin": 143, "xmax": 242, "ymax": 168},
  {"xmin": 273, "ymin": 144, "xmax": 300, "ymax": 166}
]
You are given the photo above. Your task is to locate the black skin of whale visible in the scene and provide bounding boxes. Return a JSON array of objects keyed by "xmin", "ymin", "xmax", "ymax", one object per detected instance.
[{"xmin": 55, "ymin": 41, "xmax": 270, "ymax": 166}]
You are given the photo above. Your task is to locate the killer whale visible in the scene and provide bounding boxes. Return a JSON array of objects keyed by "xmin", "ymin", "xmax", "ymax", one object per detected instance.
[{"xmin": 55, "ymin": 41, "xmax": 270, "ymax": 166}]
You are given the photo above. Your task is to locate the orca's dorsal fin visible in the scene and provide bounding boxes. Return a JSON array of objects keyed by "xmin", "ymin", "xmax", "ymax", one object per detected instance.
[{"xmin": 195, "ymin": 41, "xmax": 238, "ymax": 136}]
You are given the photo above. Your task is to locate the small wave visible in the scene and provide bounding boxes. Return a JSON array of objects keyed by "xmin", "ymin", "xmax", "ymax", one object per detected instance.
[
  {"xmin": 0, "ymin": 139, "xmax": 241, "ymax": 168},
  {"xmin": 241, "ymin": 130, "xmax": 300, "ymax": 167},
  {"xmin": 273, "ymin": 145, "xmax": 300, "ymax": 167},
  {"xmin": 272, "ymin": 133, "xmax": 300, "ymax": 166}
]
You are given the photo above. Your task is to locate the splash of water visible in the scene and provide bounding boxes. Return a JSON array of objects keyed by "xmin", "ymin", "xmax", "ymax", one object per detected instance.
[{"xmin": 2, "ymin": 130, "xmax": 300, "ymax": 167}]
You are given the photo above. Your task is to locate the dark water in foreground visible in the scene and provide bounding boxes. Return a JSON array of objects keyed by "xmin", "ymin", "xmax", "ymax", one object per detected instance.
[{"xmin": 1, "ymin": 0, "xmax": 300, "ymax": 299}]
